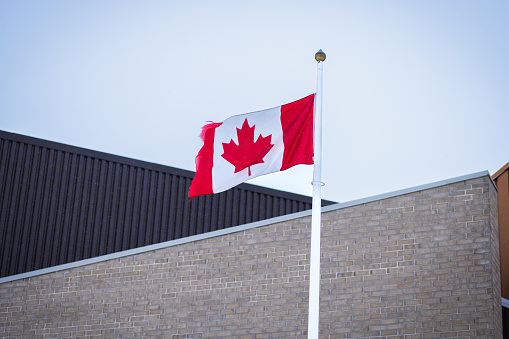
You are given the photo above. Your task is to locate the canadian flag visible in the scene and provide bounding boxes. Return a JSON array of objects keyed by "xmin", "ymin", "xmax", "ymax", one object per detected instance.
[{"xmin": 189, "ymin": 94, "xmax": 315, "ymax": 198}]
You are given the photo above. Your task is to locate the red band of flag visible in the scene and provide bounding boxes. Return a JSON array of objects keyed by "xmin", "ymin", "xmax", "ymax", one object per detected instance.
[{"xmin": 189, "ymin": 94, "xmax": 315, "ymax": 198}]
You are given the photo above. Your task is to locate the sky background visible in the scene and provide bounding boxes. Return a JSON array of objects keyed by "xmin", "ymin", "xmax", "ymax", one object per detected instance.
[{"xmin": 1, "ymin": 1, "xmax": 507, "ymax": 203}]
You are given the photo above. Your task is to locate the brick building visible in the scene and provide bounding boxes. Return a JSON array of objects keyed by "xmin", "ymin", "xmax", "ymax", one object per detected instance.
[{"xmin": 0, "ymin": 131, "xmax": 504, "ymax": 338}]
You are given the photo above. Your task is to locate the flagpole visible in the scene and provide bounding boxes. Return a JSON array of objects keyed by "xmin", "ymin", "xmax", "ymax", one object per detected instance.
[{"xmin": 308, "ymin": 49, "xmax": 325, "ymax": 338}]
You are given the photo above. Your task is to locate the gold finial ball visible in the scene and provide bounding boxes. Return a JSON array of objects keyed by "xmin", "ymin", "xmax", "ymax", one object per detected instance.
[{"xmin": 315, "ymin": 49, "xmax": 326, "ymax": 62}]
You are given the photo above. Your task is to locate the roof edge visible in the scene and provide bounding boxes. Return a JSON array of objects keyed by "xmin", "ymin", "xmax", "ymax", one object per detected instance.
[
  {"xmin": 502, "ymin": 297, "xmax": 509, "ymax": 309},
  {"xmin": 0, "ymin": 129, "xmax": 327, "ymax": 203},
  {"xmin": 0, "ymin": 129, "xmax": 196, "ymax": 177},
  {"xmin": 493, "ymin": 161, "xmax": 509, "ymax": 181},
  {"xmin": 0, "ymin": 170, "xmax": 491, "ymax": 284},
  {"xmin": 322, "ymin": 170, "xmax": 492, "ymax": 213}
]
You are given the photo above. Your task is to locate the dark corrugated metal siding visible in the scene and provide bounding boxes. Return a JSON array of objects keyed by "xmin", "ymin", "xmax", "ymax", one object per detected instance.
[{"xmin": 0, "ymin": 130, "xmax": 334, "ymax": 278}]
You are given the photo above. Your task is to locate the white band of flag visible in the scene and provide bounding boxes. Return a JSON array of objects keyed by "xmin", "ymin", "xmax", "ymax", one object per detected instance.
[{"xmin": 189, "ymin": 94, "xmax": 315, "ymax": 197}]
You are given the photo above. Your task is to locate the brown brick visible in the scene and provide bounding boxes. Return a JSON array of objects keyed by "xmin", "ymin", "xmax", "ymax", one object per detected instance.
[{"xmin": 0, "ymin": 175, "xmax": 502, "ymax": 338}]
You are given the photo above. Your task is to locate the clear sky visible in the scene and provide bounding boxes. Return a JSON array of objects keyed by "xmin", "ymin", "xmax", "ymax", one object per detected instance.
[{"xmin": 1, "ymin": 1, "xmax": 507, "ymax": 203}]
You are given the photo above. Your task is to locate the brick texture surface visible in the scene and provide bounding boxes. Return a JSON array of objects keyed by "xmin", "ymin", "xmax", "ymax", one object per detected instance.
[{"xmin": 0, "ymin": 176, "xmax": 502, "ymax": 338}]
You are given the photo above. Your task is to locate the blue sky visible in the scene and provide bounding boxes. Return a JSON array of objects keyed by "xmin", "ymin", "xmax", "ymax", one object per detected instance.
[{"xmin": 1, "ymin": 1, "xmax": 508, "ymax": 203}]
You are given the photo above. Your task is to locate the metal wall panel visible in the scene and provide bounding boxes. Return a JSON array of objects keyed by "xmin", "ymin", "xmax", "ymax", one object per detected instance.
[
  {"xmin": 493, "ymin": 163, "xmax": 509, "ymax": 299},
  {"xmin": 0, "ymin": 130, "xmax": 334, "ymax": 278}
]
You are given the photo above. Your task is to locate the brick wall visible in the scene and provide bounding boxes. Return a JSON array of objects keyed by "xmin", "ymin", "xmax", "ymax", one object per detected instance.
[{"xmin": 0, "ymin": 175, "xmax": 502, "ymax": 338}]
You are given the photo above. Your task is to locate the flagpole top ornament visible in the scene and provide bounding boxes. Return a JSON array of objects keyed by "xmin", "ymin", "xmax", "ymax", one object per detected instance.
[{"xmin": 315, "ymin": 49, "xmax": 326, "ymax": 62}]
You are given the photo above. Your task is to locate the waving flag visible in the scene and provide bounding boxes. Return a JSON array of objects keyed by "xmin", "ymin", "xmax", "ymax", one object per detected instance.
[{"xmin": 189, "ymin": 94, "xmax": 315, "ymax": 197}]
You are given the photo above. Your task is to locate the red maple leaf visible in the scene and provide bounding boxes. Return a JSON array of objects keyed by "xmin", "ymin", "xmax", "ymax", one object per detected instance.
[{"xmin": 222, "ymin": 118, "xmax": 274, "ymax": 176}]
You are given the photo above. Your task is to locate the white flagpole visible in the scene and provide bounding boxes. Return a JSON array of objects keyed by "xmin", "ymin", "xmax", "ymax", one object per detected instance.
[{"xmin": 308, "ymin": 49, "xmax": 325, "ymax": 338}]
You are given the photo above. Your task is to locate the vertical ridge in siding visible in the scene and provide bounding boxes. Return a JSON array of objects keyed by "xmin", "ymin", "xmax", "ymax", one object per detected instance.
[
  {"xmin": 174, "ymin": 176, "xmax": 185, "ymax": 239},
  {"xmin": 159, "ymin": 173, "xmax": 171, "ymax": 243},
  {"xmin": 151, "ymin": 171, "xmax": 161, "ymax": 243},
  {"xmin": 14, "ymin": 143, "xmax": 32, "ymax": 274},
  {"xmin": 122, "ymin": 165, "xmax": 135, "ymax": 251},
  {"xmin": 76, "ymin": 156, "xmax": 90, "ymax": 261},
  {"xmin": 34, "ymin": 147, "xmax": 56, "ymax": 271},
  {"xmin": 9, "ymin": 142, "xmax": 26, "ymax": 276},
  {"xmin": 1, "ymin": 141, "xmax": 19, "ymax": 276},
  {"xmin": 24, "ymin": 144, "xmax": 46, "ymax": 275},
  {"xmin": 167, "ymin": 174, "xmax": 178, "ymax": 241},
  {"xmin": 83, "ymin": 157, "xmax": 99, "ymax": 259},
  {"xmin": 210, "ymin": 194, "xmax": 219, "ymax": 233}
]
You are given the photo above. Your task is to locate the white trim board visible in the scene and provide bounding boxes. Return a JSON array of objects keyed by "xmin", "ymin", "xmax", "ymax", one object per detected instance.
[{"xmin": 503, "ymin": 298, "xmax": 509, "ymax": 309}]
